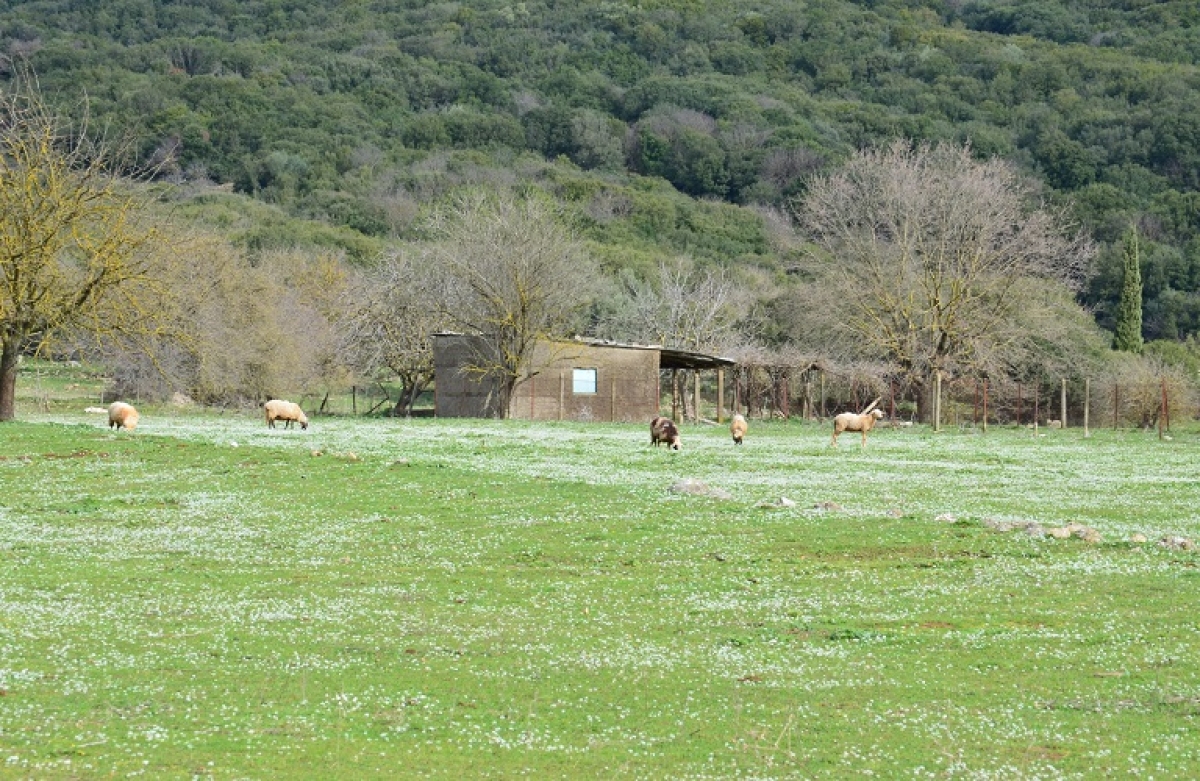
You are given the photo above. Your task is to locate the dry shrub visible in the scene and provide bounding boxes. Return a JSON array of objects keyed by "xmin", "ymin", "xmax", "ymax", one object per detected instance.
[
  {"xmin": 103, "ymin": 235, "xmax": 350, "ymax": 405},
  {"xmin": 1102, "ymin": 353, "xmax": 1198, "ymax": 429}
]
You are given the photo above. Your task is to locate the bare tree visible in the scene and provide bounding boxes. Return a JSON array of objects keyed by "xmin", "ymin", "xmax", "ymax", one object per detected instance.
[
  {"xmin": 426, "ymin": 189, "xmax": 598, "ymax": 418},
  {"xmin": 0, "ymin": 71, "xmax": 165, "ymax": 419},
  {"xmin": 607, "ymin": 258, "xmax": 749, "ymax": 353},
  {"xmin": 792, "ymin": 140, "xmax": 1094, "ymax": 417},
  {"xmin": 598, "ymin": 258, "xmax": 752, "ymax": 421},
  {"xmin": 338, "ymin": 248, "xmax": 448, "ymax": 416}
]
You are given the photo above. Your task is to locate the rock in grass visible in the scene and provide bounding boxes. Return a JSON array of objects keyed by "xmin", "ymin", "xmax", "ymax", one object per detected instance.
[
  {"xmin": 669, "ymin": 478, "xmax": 731, "ymax": 500},
  {"xmin": 1045, "ymin": 523, "xmax": 1101, "ymax": 542},
  {"xmin": 1159, "ymin": 535, "xmax": 1195, "ymax": 551}
]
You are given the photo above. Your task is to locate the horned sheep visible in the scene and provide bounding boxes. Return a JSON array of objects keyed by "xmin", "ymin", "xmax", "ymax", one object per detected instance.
[
  {"xmin": 108, "ymin": 401, "xmax": 140, "ymax": 431},
  {"xmin": 831, "ymin": 400, "xmax": 884, "ymax": 448},
  {"xmin": 650, "ymin": 416, "xmax": 681, "ymax": 450},
  {"xmin": 265, "ymin": 399, "xmax": 309, "ymax": 430}
]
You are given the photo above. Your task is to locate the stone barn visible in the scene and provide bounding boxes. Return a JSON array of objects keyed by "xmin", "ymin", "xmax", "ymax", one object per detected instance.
[{"xmin": 433, "ymin": 333, "xmax": 735, "ymax": 422}]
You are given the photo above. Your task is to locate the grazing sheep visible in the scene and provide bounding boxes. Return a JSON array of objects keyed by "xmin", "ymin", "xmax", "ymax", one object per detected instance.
[
  {"xmin": 650, "ymin": 416, "xmax": 681, "ymax": 450},
  {"xmin": 265, "ymin": 399, "xmax": 309, "ymax": 430},
  {"xmin": 831, "ymin": 404, "xmax": 884, "ymax": 448},
  {"xmin": 107, "ymin": 401, "xmax": 139, "ymax": 431},
  {"xmin": 730, "ymin": 413, "xmax": 747, "ymax": 445}
]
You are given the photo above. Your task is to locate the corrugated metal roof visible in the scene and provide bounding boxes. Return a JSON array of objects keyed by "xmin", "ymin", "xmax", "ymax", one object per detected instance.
[
  {"xmin": 436, "ymin": 333, "xmax": 736, "ymax": 370},
  {"xmin": 570, "ymin": 337, "xmax": 735, "ymax": 369},
  {"xmin": 658, "ymin": 346, "xmax": 736, "ymax": 370}
]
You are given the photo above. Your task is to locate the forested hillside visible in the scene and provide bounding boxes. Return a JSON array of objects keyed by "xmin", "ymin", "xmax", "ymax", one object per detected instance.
[{"xmin": 3, "ymin": 0, "xmax": 1200, "ymax": 343}]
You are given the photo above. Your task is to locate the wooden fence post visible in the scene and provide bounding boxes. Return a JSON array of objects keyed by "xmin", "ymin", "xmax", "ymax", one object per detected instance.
[
  {"xmin": 1160, "ymin": 377, "xmax": 1169, "ymax": 440},
  {"xmin": 733, "ymin": 367, "xmax": 741, "ymax": 416},
  {"xmin": 982, "ymin": 378, "xmax": 988, "ymax": 433},
  {"xmin": 1083, "ymin": 378, "xmax": 1090, "ymax": 438},
  {"xmin": 1060, "ymin": 377, "xmax": 1068, "ymax": 429},
  {"xmin": 1033, "ymin": 383, "xmax": 1040, "ymax": 436},
  {"xmin": 933, "ymin": 371, "xmax": 942, "ymax": 432}
]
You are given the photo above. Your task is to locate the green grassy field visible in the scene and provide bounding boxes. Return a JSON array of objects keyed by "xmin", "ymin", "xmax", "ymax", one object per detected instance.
[{"xmin": 2, "ymin": 388, "xmax": 1199, "ymax": 778}]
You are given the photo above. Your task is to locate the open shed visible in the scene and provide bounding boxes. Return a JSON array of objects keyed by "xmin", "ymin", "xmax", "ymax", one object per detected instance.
[{"xmin": 433, "ymin": 333, "xmax": 735, "ymax": 422}]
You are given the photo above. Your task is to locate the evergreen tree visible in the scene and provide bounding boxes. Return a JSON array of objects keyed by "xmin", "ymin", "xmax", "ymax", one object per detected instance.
[{"xmin": 1113, "ymin": 226, "xmax": 1144, "ymax": 354}]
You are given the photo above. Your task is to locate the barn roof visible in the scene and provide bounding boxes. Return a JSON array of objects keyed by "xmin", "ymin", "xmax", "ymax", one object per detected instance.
[
  {"xmin": 435, "ymin": 333, "xmax": 736, "ymax": 370},
  {"xmin": 569, "ymin": 337, "xmax": 735, "ymax": 370},
  {"xmin": 658, "ymin": 346, "xmax": 736, "ymax": 370}
]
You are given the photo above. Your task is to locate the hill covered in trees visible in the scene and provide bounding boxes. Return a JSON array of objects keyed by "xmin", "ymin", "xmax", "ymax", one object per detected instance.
[{"xmin": 3, "ymin": 0, "xmax": 1200, "ymax": 345}]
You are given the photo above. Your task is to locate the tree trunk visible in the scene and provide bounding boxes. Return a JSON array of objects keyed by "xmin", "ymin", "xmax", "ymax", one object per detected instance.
[
  {"xmin": 497, "ymin": 377, "xmax": 515, "ymax": 419},
  {"xmin": 391, "ymin": 392, "xmax": 409, "ymax": 417},
  {"xmin": 392, "ymin": 378, "xmax": 429, "ymax": 418},
  {"xmin": 911, "ymin": 380, "xmax": 932, "ymax": 424},
  {"xmin": 0, "ymin": 338, "xmax": 19, "ymax": 422}
]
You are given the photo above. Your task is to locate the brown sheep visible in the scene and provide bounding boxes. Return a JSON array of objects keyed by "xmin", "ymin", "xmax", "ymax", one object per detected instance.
[
  {"xmin": 107, "ymin": 401, "xmax": 139, "ymax": 431},
  {"xmin": 265, "ymin": 399, "xmax": 309, "ymax": 430},
  {"xmin": 831, "ymin": 408, "xmax": 884, "ymax": 448},
  {"xmin": 730, "ymin": 413, "xmax": 747, "ymax": 445},
  {"xmin": 650, "ymin": 416, "xmax": 681, "ymax": 450}
]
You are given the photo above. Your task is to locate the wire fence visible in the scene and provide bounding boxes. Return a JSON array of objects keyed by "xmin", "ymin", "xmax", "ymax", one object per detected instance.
[
  {"xmin": 269, "ymin": 368, "xmax": 1195, "ymax": 435},
  {"xmin": 726, "ymin": 366, "xmax": 1195, "ymax": 433}
]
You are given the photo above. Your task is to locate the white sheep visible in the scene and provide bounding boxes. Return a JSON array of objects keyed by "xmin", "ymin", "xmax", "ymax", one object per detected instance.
[
  {"xmin": 265, "ymin": 399, "xmax": 309, "ymax": 430},
  {"xmin": 831, "ymin": 399, "xmax": 884, "ymax": 448},
  {"xmin": 108, "ymin": 401, "xmax": 140, "ymax": 431},
  {"xmin": 730, "ymin": 413, "xmax": 747, "ymax": 445}
]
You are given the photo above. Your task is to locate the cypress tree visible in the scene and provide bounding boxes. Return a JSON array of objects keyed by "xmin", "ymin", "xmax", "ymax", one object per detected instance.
[{"xmin": 1113, "ymin": 226, "xmax": 1144, "ymax": 353}]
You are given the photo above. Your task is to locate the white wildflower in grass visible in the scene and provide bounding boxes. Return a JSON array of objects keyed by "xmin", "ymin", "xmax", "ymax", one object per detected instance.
[{"xmin": 3, "ymin": 409, "xmax": 1200, "ymax": 775}]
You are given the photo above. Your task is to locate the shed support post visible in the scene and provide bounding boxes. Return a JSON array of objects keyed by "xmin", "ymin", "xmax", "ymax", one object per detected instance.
[
  {"xmin": 672, "ymin": 369, "xmax": 679, "ymax": 422},
  {"xmin": 717, "ymin": 368, "xmax": 725, "ymax": 424}
]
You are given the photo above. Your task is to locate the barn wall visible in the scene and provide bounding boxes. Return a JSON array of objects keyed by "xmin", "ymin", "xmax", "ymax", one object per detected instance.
[
  {"xmin": 509, "ymin": 341, "xmax": 660, "ymax": 423},
  {"xmin": 434, "ymin": 334, "xmax": 661, "ymax": 421},
  {"xmin": 433, "ymin": 334, "xmax": 504, "ymax": 418}
]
